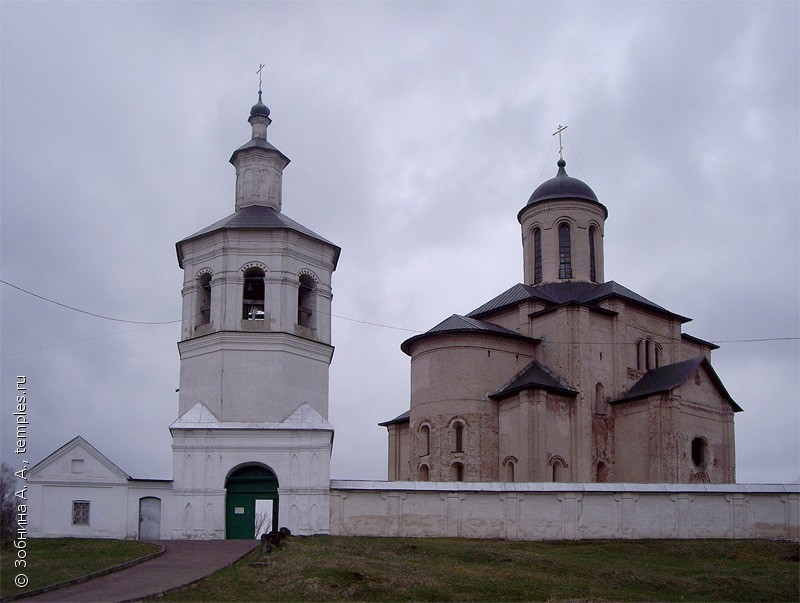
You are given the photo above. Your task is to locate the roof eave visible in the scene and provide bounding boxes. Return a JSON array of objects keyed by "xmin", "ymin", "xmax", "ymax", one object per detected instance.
[
  {"xmin": 400, "ymin": 328, "xmax": 539, "ymax": 356},
  {"xmin": 517, "ymin": 197, "xmax": 609, "ymax": 223}
]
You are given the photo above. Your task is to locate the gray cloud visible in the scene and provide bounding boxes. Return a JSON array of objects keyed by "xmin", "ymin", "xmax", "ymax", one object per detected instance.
[{"xmin": 2, "ymin": 1, "xmax": 797, "ymax": 484}]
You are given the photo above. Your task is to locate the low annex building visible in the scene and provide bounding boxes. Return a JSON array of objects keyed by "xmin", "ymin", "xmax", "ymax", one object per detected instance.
[{"xmin": 381, "ymin": 156, "xmax": 741, "ymax": 485}]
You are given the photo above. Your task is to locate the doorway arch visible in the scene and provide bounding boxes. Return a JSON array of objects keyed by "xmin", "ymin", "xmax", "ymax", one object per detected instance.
[{"xmin": 225, "ymin": 464, "xmax": 279, "ymax": 539}]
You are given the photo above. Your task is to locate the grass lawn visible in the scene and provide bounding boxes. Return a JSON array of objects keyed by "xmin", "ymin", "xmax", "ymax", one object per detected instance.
[
  {"xmin": 0, "ymin": 538, "xmax": 160, "ymax": 598},
  {"xmin": 159, "ymin": 536, "xmax": 799, "ymax": 602}
]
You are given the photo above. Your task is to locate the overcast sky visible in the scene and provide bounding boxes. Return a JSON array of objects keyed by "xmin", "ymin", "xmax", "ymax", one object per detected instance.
[{"xmin": 2, "ymin": 1, "xmax": 798, "ymax": 485}]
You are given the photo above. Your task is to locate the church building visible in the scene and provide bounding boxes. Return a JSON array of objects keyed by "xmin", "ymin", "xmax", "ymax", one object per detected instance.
[
  {"xmin": 381, "ymin": 153, "xmax": 741, "ymax": 485},
  {"xmin": 26, "ymin": 90, "xmax": 340, "ymax": 539},
  {"xmin": 25, "ymin": 94, "xmax": 775, "ymax": 544}
]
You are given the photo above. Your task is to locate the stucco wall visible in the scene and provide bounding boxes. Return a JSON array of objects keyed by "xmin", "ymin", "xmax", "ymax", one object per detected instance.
[{"xmin": 329, "ymin": 481, "xmax": 799, "ymax": 541}]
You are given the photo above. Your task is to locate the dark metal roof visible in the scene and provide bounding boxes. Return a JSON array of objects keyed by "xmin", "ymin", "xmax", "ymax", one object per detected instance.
[
  {"xmin": 400, "ymin": 314, "xmax": 538, "ymax": 356},
  {"xmin": 176, "ymin": 204, "xmax": 341, "ymax": 268},
  {"xmin": 229, "ymin": 137, "xmax": 289, "ymax": 165},
  {"xmin": 611, "ymin": 356, "xmax": 742, "ymax": 411},
  {"xmin": 681, "ymin": 333, "xmax": 720, "ymax": 351},
  {"xmin": 378, "ymin": 410, "xmax": 410, "ymax": 426},
  {"xmin": 250, "ymin": 91, "xmax": 270, "ymax": 118},
  {"xmin": 519, "ymin": 159, "xmax": 608, "ymax": 220},
  {"xmin": 489, "ymin": 361, "xmax": 578, "ymax": 400},
  {"xmin": 466, "ymin": 281, "xmax": 690, "ymax": 323}
]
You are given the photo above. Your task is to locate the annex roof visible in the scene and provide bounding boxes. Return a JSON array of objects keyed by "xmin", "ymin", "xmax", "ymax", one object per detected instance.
[
  {"xmin": 378, "ymin": 409, "xmax": 410, "ymax": 427},
  {"xmin": 176, "ymin": 204, "xmax": 340, "ymax": 268},
  {"xmin": 400, "ymin": 314, "xmax": 538, "ymax": 355},
  {"xmin": 28, "ymin": 435, "xmax": 131, "ymax": 480},
  {"xmin": 489, "ymin": 361, "xmax": 578, "ymax": 400},
  {"xmin": 466, "ymin": 281, "xmax": 690, "ymax": 323},
  {"xmin": 611, "ymin": 356, "xmax": 742, "ymax": 411}
]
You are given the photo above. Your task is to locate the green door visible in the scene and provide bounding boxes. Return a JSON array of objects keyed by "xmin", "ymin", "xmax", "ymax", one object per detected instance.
[{"xmin": 225, "ymin": 465, "xmax": 279, "ymax": 540}]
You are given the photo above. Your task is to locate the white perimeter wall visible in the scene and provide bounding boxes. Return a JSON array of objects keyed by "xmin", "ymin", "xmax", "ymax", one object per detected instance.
[{"xmin": 330, "ymin": 481, "xmax": 800, "ymax": 541}]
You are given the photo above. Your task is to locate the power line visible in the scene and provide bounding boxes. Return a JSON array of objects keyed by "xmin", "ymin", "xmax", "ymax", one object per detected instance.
[
  {"xmin": 329, "ymin": 313, "xmax": 421, "ymax": 333},
  {"xmin": 3, "ymin": 279, "xmax": 796, "ymax": 345},
  {"xmin": 1, "ymin": 280, "xmax": 181, "ymax": 325},
  {"xmin": 1, "ymin": 278, "xmax": 422, "ymax": 334}
]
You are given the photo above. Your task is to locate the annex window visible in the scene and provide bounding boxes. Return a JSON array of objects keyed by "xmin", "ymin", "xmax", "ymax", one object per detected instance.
[
  {"xmin": 558, "ymin": 223, "xmax": 572, "ymax": 279},
  {"xmin": 297, "ymin": 274, "xmax": 316, "ymax": 328},
  {"xmin": 589, "ymin": 226, "xmax": 597, "ymax": 282},
  {"xmin": 451, "ymin": 462, "xmax": 464, "ymax": 482},
  {"xmin": 596, "ymin": 462, "xmax": 608, "ymax": 483},
  {"xmin": 196, "ymin": 272, "xmax": 212, "ymax": 326},
  {"xmin": 72, "ymin": 500, "xmax": 90, "ymax": 525},
  {"xmin": 418, "ymin": 464, "xmax": 429, "ymax": 481},
  {"xmin": 533, "ymin": 228, "xmax": 543, "ymax": 284},
  {"xmin": 691, "ymin": 437, "xmax": 707, "ymax": 467},
  {"xmin": 453, "ymin": 421, "xmax": 464, "ymax": 453},
  {"xmin": 242, "ymin": 267, "xmax": 265, "ymax": 320},
  {"xmin": 420, "ymin": 424, "xmax": 430, "ymax": 456}
]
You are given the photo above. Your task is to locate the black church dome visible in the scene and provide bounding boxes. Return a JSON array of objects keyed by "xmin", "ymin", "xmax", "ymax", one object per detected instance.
[
  {"xmin": 250, "ymin": 91, "xmax": 270, "ymax": 118},
  {"xmin": 527, "ymin": 159, "xmax": 598, "ymax": 205}
]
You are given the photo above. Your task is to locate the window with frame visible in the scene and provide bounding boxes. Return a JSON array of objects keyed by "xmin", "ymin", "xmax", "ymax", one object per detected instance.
[
  {"xmin": 558, "ymin": 223, "xmax": 572, "ymax": 279},
  {"xmin": 589, "ymin": 226, "xmax": 597, "ymax": 282},
  {"xmin": 533, "ymin": 228, "xmax": 542, "ymax": 284},
  {"xmin": 72, "ymin": 500, "xmax": 90, "ymax": 525},
  {"xmin": 453, "ymin": 422, "xmax": 464, "ymax": 452},
  {"xmin": 636, "ymin": 339, "xmax": 645, "ymax": 371},
  {"xmin": 420, "ymin": 424, "xmax": 430, "ymax": 456}
]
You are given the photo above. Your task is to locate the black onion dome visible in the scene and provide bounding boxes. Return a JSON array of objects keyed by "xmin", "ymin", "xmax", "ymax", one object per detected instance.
[
  {"xmin": 249, "ymin": 91, "xmax": 270, "ymax": 118},
  {"xmin": 527, "ymin": 159, "xmax": 598, "ymax": 204}
]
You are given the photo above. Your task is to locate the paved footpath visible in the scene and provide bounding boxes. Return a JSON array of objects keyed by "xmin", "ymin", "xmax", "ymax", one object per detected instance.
[{"xmin": 23, "ymin": 540, "xmax": 258, "ymax": 603}]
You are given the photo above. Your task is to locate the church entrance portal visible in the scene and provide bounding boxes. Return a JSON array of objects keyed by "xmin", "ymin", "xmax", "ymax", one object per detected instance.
[{"xmin": 225, "ymin": 465, "xmax": 279, "ymax": 539}]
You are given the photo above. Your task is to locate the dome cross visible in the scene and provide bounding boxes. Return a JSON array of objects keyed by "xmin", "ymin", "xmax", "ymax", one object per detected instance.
[
  {"xmin": 552, "ymin": 124, "xmax": 568, "ymax": 160},
  {"xmin": 257, "ymin": 62, "xmax": 266, "ymax": 94}
]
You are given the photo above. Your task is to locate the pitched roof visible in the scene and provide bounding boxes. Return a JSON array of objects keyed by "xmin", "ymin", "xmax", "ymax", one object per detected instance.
[
  {"xmin": 612, "ymin": 356, "xmax": 742, "ymax": 411},
  {"xmin": 489, "ymin": 361, "xmax": 578, "ymax": 400},
  {"xmin": 176, "ymin": 204, "xmax": 340, "ymax": 268},
  {"xmin": 378, "ymin": 410, "xmax": 410, "ymax": 426},
  {"xmin": 466, "ymin": 281, "xmax": 690, "ymax": 323},
  {"xmin": 29, "ymin": 435, "xmax": 131, "ymax": 480},
  {"xmin": 400, "ymin": 314, "xmax": 538, "ymax": 355}
]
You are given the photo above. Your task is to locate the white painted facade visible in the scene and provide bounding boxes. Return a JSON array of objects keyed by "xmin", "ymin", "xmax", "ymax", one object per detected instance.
[
  {"xmin": 29, "ymin": 93, "xmax": 339, "ymax": 539},
  {"xmin": 330, "ymin": 481, "xmax": 800, "ymax": 541}
]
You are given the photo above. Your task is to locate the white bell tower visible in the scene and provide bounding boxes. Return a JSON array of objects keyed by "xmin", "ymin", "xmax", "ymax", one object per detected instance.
[{"xmin": 169, "ymin": 89, "xmax": 340, "ymax": 539}]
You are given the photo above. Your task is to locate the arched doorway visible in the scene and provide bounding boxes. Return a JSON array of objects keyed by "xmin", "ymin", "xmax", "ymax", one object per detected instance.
[{"xmin": 225, "ymin": 465, "xmax": 279, "ymax": 539}]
